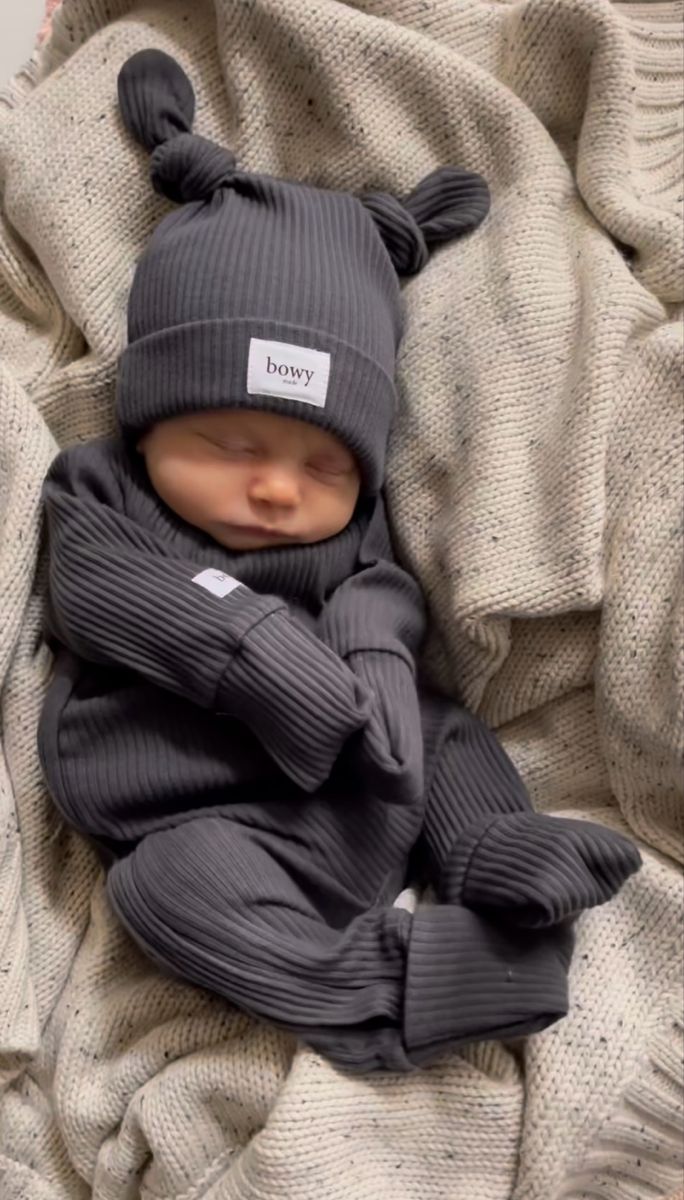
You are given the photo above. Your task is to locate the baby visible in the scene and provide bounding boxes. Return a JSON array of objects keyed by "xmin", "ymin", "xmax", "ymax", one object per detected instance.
[{"xmin": 38, "ymin": 50, "xmax": 640, "ymax": 1072}]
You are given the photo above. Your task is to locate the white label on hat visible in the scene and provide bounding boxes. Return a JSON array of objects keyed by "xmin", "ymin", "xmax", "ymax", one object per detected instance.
[
  {"xmin": 247, "ymin": 338, "xmax": 330, "ymax": 408},
  {"xmin": 192, "ymin": 568, "xmax": 242, "ymax": 598}
]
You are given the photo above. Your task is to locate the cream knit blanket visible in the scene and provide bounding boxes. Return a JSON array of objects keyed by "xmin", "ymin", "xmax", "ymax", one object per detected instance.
[{"xmin": 0, "ymin": 2, "xmax": 682, "ymax": 1197}]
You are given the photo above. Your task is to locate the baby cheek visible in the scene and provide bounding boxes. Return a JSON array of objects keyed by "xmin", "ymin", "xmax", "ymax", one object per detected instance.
[
  {"xmin": 155, "ymin": 461, "xmax": 214, "ymax": 522},
  {"xmin": 188, "ymin": 463, "xmax": 237, "ymax": 516},
  {"xmin": 314, "ymin": 486, "xmax": 357, "ymax": 538},
  {"xmin": 158, "ymin": 461, "xmax": 193, "ymax": 508}
]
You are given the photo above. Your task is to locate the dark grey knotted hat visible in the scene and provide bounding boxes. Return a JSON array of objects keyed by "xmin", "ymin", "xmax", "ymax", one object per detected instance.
[{"xmin": 116, "ymin": 49, "xmax": 490, "ymax": 492}]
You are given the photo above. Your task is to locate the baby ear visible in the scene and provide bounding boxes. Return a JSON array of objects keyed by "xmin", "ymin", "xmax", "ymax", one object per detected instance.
[{"xmin": 360, "ymin": 166, "xmax": 490, "ymax": 276}]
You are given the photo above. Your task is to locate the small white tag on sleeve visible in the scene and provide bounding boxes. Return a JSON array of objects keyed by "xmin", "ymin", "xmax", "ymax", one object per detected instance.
[{"xmin": 192, "ymin": 568, "xmax": 242, "ymax": 598}]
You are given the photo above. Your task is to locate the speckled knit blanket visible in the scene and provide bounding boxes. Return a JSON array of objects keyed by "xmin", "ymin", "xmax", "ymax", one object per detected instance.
[{"xmin": 0, "ymin": 2, "xmax": 682, "ymax": 1198}]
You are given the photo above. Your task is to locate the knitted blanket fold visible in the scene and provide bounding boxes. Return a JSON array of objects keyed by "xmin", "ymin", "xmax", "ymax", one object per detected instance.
[{"xmin": 0, "ymin": 1, "xmax": 682, "ymax": 1197}]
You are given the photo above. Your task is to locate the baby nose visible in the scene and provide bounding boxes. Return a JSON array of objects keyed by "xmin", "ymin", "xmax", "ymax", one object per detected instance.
[{"xmin": 248, "ymin": 467, "xmax": 301, "ymax": 508}]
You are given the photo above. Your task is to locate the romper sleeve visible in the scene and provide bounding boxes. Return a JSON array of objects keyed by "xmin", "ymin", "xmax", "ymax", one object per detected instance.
[
  {"xmin": 318, "ymin": 496, "xmax": 427, "ymax": 804},
  {"xmin": 43, "ymin": 442, "xmax": 371, "ymax": 792}
]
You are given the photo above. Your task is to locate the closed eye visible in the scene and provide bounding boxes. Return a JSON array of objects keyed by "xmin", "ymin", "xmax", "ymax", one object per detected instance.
[
  {"xmin": 199, "ymin": 434, "xmax": 257, "ymax": 456},
  {"xmin": 307, "ymin": 458, "xmax": 352, "ymax": 479}
]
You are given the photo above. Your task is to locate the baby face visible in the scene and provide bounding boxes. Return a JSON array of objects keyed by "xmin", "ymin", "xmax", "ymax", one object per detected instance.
[{"xmin": 138, "ymin": 409, "xmax": 361, "ymax": 551}]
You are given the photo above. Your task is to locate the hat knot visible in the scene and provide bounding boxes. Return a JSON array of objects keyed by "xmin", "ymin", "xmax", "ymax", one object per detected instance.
[{"xmin": 151, "ymin": 133, "xmax": 237, "ymax": 203}]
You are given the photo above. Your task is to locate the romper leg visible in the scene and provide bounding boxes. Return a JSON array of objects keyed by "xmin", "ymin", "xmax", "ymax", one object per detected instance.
[
  {"xmin": 107, "ymin": 813, "xmax": 569, "ymax": 1072},
  {"xmin": 413, "ymin": 687, "xmax": 535, "ymax": 894},
  {"xmin": 414, "ymin": 689, "xmax": 639, "ymax": 925}
]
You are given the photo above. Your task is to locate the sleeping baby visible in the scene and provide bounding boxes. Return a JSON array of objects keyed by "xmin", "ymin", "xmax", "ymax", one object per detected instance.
[{"xmin": 38, "ymin": 50, "xmax": 640, "ymax": 1072}]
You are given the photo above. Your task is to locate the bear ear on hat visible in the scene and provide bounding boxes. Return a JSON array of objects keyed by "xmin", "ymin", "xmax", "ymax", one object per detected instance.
[
  {"xmin": 358, "ymin": 191, "xmax": 429, "ymax": 276},
  {"xmin": 118, "ymin": 49, "xmax": 236, "ymax": 203},
  {"xmin": 403, "ymin": 166, "xmax": 491, "ymax": 244},
  {"xmin": 360, "ymin": 165, "xmax": 490, "ymax": 276}
]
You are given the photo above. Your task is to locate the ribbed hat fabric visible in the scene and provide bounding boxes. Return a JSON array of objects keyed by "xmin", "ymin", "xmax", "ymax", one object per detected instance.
[{"xmin": 116, "ymin": 50, "xmax": 491, "ymax": 492}]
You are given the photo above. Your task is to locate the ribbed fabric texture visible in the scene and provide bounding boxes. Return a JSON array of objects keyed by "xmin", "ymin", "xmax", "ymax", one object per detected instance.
[
  {"xmin": 404, "ymin": 908, "xmax": 570, "ymax": 1053},
  {"xmin": 45, "ymin": 487, "xmax": 286, "ymax": 710},
  {"xmin": 345, "ymin": 650, "xmax": 424, "ymax": 804},
  {"xmin": 443, "ymin": 812, "xmax": 642, "ymax": 928},
  {"xmin": 359, "ymin": 168, "xmax": 490, "ymax": 275},
  {"xmin": 37, "ymin": 435, "xmax": 640, "ymax": 1070},
  {"xmin": 403, "ymin": 165, "xmax": 492, "ymax": 244},
  {"xmin": 117, "ymin": 51, "xmax": 404, "ymax": 492},
  {"xmin": 416, "ymin": 699, "xmax": 540, "ymax": 865},
  {"xmin": 106, "ymin": 821, "xmax": 571, "ymax": 1074},
  {"xmin": 219, "ymin": 610, "xmax": 371, "ymax": 792},
  {"xmin": 39, "ymin": 438, "xmax": 379, "ymax": 827},
  {"xmin": 114, "ymin": 50, "xmax": 490, "ymax": 493},
  {"xmin": 118, "ymin": 317, "xmax": 397, "ymax": 494}
]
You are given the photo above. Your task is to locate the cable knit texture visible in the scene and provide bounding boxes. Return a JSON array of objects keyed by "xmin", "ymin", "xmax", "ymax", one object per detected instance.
[{"xmin": 0, "ymin": 1, "xmax": 682, "ymax": 1198}]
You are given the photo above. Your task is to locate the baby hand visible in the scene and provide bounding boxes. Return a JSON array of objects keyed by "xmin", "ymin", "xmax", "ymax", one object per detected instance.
[{"xmin": 345, "ymin": 650, "xmax": 424, "ymax": 805}]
